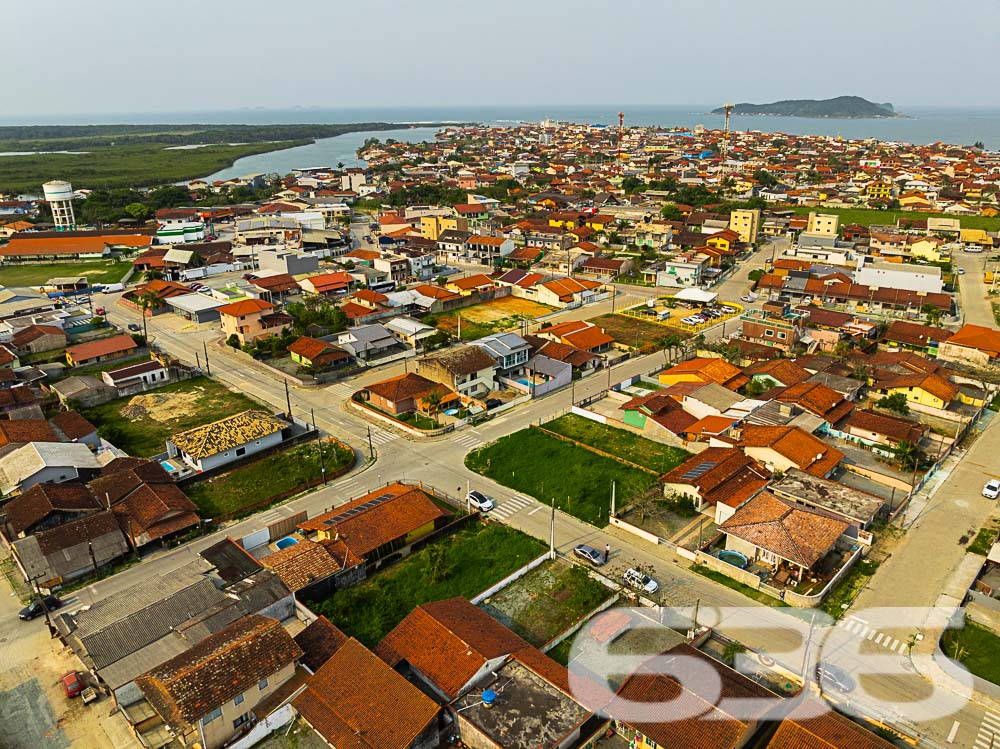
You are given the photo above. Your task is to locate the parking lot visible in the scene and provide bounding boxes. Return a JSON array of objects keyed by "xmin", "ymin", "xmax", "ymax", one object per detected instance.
[{"xmin": 620, "ymin": 296, "xmax": 743, "ymax": 334}]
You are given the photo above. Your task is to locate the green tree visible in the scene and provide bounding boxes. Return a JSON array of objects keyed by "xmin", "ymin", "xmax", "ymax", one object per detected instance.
[
  {"xmin": 425, "ymin": 544, "xmax": 450, "ymax": 583},
  {"xmin": 124, "ymin": 202, "xmax": 150, "ymax": 221},
  {"xmin": 226, "ymin": 334, "xmax": 241, "ymax": 349},
  {"xmin": 921, "ymin": 303, "xmax": 943, "ymax": 327},
  {"xmin": 891, "ymin": 439, "xmax": 922, "ymax": 470},
  {"xmin": 876, "ymin": 392, "xmax": 910, "ymax": 415},
  {"xmin": 659, "ymin": 204, "xmax": 683, "ymax": 221},
  {"xmin": 745, "ymin": 378, "xmax": 769, "ymax": 397}
]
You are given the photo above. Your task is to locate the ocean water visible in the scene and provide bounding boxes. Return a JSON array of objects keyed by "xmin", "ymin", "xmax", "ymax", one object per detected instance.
[{"xmin": 6, "ymin": 105, "xmax": 1000, "ymax": 181}]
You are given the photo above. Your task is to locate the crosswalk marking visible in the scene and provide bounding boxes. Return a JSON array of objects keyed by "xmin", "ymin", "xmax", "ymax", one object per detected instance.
[
  {"xmin": 367, "ymin": 428, "xmax": 396, "ymax": 447},
  {"xmin": 453, "ymin": 432, "xmax": 484, "ymax": 449},
  {"xmin": 975, "ymin": 713, "xmax": 1000, "ymax": 749},
  {"xmin": 490, "ymin": 494, "xmax": 534, "ymax": 519},
  {"xmin": 875, "ymin": 633, "xmax": 884, "ymax": 644},
  {"xmin": 836, "ymin": 619, "xmax": 908, "ymax": 654}
]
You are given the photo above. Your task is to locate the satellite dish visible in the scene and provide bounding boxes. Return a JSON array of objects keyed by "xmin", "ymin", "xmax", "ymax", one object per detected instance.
[{"xmin": 647, "ymin": 299, "xmax": 655, "ymax": 308}]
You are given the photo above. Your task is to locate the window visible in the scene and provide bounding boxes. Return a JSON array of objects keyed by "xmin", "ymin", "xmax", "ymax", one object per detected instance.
[
  {"xmin": 235, "ymin": 447, "xmax": 246, "ymax": 457},
  {"xmin": 258, "ymin": 677, "xmax": 269, "ymax": 691},
  {"xmin": 233, "ymin": 712, "xmax": 252, "ymax": 730},
  {"xmin": 202, "ymin": 707, "xmax": 223, "ymax": 725},
  {"xmin": 764, "ymin": 329, "xmax": 774, "ymax": 337},
  {"xmin": 778, "ymin": 332, "xmax": 786, "ymax": 340},
  {"xmin": 234, "ymin": 692, "xmax": 244, "ymax": 706}
]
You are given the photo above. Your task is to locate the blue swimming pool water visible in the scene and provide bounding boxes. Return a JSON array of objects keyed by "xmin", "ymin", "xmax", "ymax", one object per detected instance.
[
  {"xmin": 718, "ymin": 550, "xmax": 750, "ymax": 569},
  {"xmin": 516, "ymin": 378, "xmax": 530, "ymax": 386},
  {"xmin": 275, "ymin": 537, "xmax": 299, "ymax": 551},
  {"xmin": 160, "ymin": 461, "xmax": 176, "ymax": 473}
]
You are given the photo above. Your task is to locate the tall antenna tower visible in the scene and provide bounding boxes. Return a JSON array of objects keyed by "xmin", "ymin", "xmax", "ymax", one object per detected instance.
[
  {"xmin": 43, "ymin": 180, "xmax": 76, "ymax": 230},
  {"xmin": 617, "ymin": 111, "xmax": 625, "ymax": 173},
  {"xmin": 721, "ymin": 103, "xmax": 734, "ymax": 159}
]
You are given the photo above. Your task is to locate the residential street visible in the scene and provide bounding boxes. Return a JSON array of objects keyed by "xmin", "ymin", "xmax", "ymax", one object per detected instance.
[
  {"xmin": 71, "ymin": 250, "xmax": 996, "ymax": 747},
  {"xmin": 954, "ymin": 250, "xmax": 997, "ymax": 328}
]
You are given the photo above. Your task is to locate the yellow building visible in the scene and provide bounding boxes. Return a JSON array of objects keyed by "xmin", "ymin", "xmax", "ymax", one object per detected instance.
[
  {"xmin": 420, "ymin": 214, "xmax": 468, "ymax": 241},
  {"xmin": 806, "ymin": 211, "xmax": 839, "ymax": 236},
  {"xmin": 874, "ymin": 373, "xmax": 957, "ymax": 410},
  {"xmin": 960, "ymin": 227, "xmax": 992, "ymax": 247},
  {"xmin": 909, "ymin": 237, "xmax": 944, "ymax": 262},
  {"xmin": 729, "ymin": 208, "xmax": 761, "ymax": 244},
  {"xmin": 866, "ymin": 182, "xmax": 892, "ymax": 200}
]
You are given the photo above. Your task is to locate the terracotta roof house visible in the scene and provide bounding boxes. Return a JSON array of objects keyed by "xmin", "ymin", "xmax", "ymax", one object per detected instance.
[
  {"xmin": 217, "ymin": 298, "xmax": 292, "ymax": 345},
  {"xmin": 882, "ymin": 320, "xmax": 951, "ymax": 355},
  {"xmin": 718, "ymin": 491, "xmax": 849, "ymax": 577},
  {"xmin": 446, "ymin": 273, "xmax": 496, "ymax": 294},
  {"xmin": 539, "ymin": 319, "xmax": 615, "ymax": 353},
  {"xmin": 0, "ymin": 419, "xmax": 59, "ymax": 446},
  {"xmin": 65, "ymin": 334, "xmax": 138, "ymax": 367},
  {"xmin": 774, "ymin": 381, "xmax": 854, "ymax": 426},
  {"xmin": 287, "ymin": 336, "xmax": 351, "ymax": 370},
  {"xmin": 619, "ymin": 391, "xmax": 699, "ymax": 438},
  {"xmin": 938, "ymin": 323, "xmax": 1000, "ymax": 367},
  {"xmin": 135, "ymin": 614, "xmax": 302, "ymax": 749},
  {"xmin": 841, "ymin": 408, "xmax": 927, "ymax": 450},
  {"xmin": 659, "ymin": 357, "xmax": 749, "ymax": 391},
  {"xmin": 744, "ymin": 359, "xmax": 812, "ymax": 389},
  {"xmin": 50, "ymin": 410, "xmax": 99, "ymax": 447},
  {"xmin": 11, "ymin": 511, "xmax": 129, "ymax": 588},
  {"xmin": 9, "ymin": 324, "xmax": 66, "ymax": 355},
  {"xmin": 0, "ymin": 232, "xmax": 152, "ymax": 260},
  {"xmin": 293, "ymin": 638, "xmax": 441, "ymax": 749},
  {"xmin": 417, "ymin": 346, "xmax": 497, "ymax": 398},
  {"xmin": 766, "ymin": 698, "xmax": 896, "ymax": 748},
  {"xmin": 298, "ymin": 272, "xmax": 355, "ymax": 297},
  {"xmin": 120, "ymin": 279, "xmax": 194, "ymax": 313},
  {"xmin": 524, "ymin": 335, "xmax": 602, "ymax": 371},
  {"xmin": 297, "ymin": 483, "xmax": 450, "ymax": 562},
  {"xmin": 534, "ymin": 277, "xmax": 604, "ymax": 308},
  {"xmin": 869, "ymin": 371, "xmax": 959, "ymax": 411},
  {"xmin": 361, "ymin": 372, "xmax": 457, "ymax": 415},
  {"xmin": 608, "ymin": 643, "xmax": 774, "ymax": 749},
  {"xmin": 259, "ymin": 538, "xmax": 350, "ymax": 594},
  {"xmin": 737, "ymin": 425, "xmax": 844, "ymax": 477},
  {"xmin": 4, "ymin": 481, "xmax": 102, "ymax": 537},
  {"xmin": 294, "ymin": 616, "xmax": 349, "ymax": 673},
  {"xmin": 660, "ymin": 447, "xmax": 772, "ymax": 522},
  {"xmin": 166, "ymin": 410, "xmax": 290, "ymax": 473}
]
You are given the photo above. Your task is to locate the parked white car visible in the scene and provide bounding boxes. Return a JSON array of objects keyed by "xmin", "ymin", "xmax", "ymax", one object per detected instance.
[
  {"xmin": 623, "ymin": 568, "xmax": 659, "ymax": 594},
  {"xmin": 983, "ymin": 480, "xmax": 1000, "ymax": 499},
  {"xmin": 466, "ymin": 490, "xmax": 495, "ymax": 512}
]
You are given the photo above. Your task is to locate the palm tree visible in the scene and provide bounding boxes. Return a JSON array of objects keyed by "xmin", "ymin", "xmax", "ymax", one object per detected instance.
[
  {"xmin": 136, "ymin": 289, "xmax": 159, "ymax": 345},
  {"xmin": 892, "ymin": 439, "xmax": 922, "ymax": 471}
]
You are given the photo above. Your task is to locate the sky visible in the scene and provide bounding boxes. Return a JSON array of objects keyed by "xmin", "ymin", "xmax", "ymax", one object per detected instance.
[{"xmin": 8, "ymin": 0, "xmax": 1000, "ymax": 117}]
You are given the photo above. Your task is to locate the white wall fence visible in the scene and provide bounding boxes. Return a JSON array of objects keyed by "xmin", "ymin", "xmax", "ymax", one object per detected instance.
[
  {"xmin": 470, "ymin": 551, "xmax": 552, "ymax": 605},
  {"xmin": 227, "ymin": 704, "xmax": 296, "ymax": 749}
]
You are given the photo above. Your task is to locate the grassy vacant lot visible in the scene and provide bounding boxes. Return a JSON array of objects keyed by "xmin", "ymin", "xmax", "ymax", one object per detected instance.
[
  {"xmin": 544, "ymin": 414, "xmax": 690, "ymax": 473},
  {"xmin": 820, "ymin": 557, "xmax": 880, "ymax": 618},
  {"xmin": 589, "ymin": 312, "xmax": 689, "ymax": 354},
  {"xmin": 0, "ymin": 142, "xmax": 307, "ymax": 193},
  {"xmin": 942, "ymin": 617, "xmax": 1000, "ymax": 685},
  {"xmin": 0, "ymin": 260, "xmax": 131, "ymax": 288},
  {"xmin": 465, "ymin": 428, "xmax": 658, "ymax": 525},
  {"xmin": 479, "ymin": 559, "xmax": 613, "ymax": 646},
  {"xmin": 80, "ymin": 376, "xmax": 260, "ymax": 456},
  {"xmin": 309, "ymin": 523, "xmax": 545, "ymax": 648},
  {"xmin": 968, "ymin": 525, "xmax": 999, "ymax": 556},
  {"xmin": 186, "ymin": 439, "xmax": 355, "ymax": 518},
  {"xmin": 789, "ymin": 205, "xmax": 1000, "ymax": 232}
]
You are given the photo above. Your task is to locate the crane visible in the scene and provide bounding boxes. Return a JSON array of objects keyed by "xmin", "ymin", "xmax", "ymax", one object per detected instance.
[{"xmin": 720, "ymin": 103, "xmax": 734, "ymax": 159}]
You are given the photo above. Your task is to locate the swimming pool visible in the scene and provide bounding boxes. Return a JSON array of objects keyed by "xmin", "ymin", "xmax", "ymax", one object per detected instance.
[
  {"xmin": 718, "ymin": 550, "xmax": 750, "ymax": 569},
  {"xmin": 160, "ymin": 460, "xmax": 177, "ymax": 473},
  {"xmin": 275, "ymin": 536, "xmax": 299, "ymax": 551},
  {"xmin": 516, "ymin": 378, "xmax": 531, "ymax": 386}
]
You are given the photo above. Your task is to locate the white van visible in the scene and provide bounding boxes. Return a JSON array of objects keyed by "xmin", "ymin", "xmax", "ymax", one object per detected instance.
[{"xmin": 99, "ymin": 283, "xmax": 125, "ymax": 293}]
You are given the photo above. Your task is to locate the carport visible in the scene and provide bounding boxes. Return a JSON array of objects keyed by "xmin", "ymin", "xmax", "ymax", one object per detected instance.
[
  {"xmin": 672, "ymin": 288, "xmax": 718, "ymax": 307},
  {"xmin": 165, "ymin": 292, "xmax": 224, "ymax": 323}
]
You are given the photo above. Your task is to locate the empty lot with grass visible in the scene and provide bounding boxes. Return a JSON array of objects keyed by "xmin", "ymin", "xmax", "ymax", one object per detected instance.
[
  {"xmin": 80, "ymin": 376, "xmax": 261, "ymax": 456},
  {"xmin": 479, "ymin": 559, "xmax": 613, "ymax": 647},
  {"xmin": 308, "ymin": 523, "xmax": 545, "ymax": 648},
  {"xmin": 543, "ymin": 414, "xmax": 690, "ymax": 473},
  {"xmin": 465, "ymin": 426, "xmax": 660, "ymax": 525},
  {"xmin": 0, "ymin": 260, "xmax": 131, "ymax": 288},
  {"xmin": 185, "ymin": 439, "xmax": 355, "ymax": 518}
]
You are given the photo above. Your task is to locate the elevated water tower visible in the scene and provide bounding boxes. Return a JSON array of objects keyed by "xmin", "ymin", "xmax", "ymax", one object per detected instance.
[{"xmin": 43, "ymin": 180, "xmax": 76, "ymax": 230}]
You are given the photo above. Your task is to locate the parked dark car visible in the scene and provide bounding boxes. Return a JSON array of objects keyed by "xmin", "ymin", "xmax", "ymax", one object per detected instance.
[
  {"xmin": 19, "ymin": 596, "xmax": 61, "ymax": 621},
  {"xmin": 127, "ymin": 323, "xmax": 141, "ymax": 332},
  {"xmin": 485, "ymin": 398, "xmax": 503, "ymax": 410}
]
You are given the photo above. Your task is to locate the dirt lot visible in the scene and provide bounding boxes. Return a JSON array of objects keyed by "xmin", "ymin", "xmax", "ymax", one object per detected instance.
[
  {"xmin": 427, "ymin": 296, "xmax": 554, "ymax": 340},
  {"xmin": 479, "ymin": 559, "xmax": 613, "ymax": 647},
  {"xmin": 589, "ymin": 312, "xmax": 690, "ymax": 354}
]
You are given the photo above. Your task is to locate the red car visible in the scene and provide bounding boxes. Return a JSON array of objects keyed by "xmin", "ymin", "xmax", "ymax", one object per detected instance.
[{"xmin": 61, "ymin": 671, "xmax": 84, "ymax": 698}]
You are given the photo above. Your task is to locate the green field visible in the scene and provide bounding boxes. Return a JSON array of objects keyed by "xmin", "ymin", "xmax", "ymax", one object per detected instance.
[
  {"xmin": 309, "ymin": 523, "xmax": 546, "ymax": 648},
  {"xmin": 543, "ymin": 414, "xmax": 690, "ymax": 473},
  {"xmin": 942, "ymin": 617, "xmax": 1000, "ymax": 685},
  {"xmin": 80, "ymin": 376, "xmax": 261, "ymax": 457},
  {"xmin": 185, "ymin": 439, "xmax": 355, "ymax": 518},
  {"xmin": 589, "ymin": 313, "xmax": 690, "ymax": 355},
  {"xmin": 789, "ymin": 205, "xmax": 1000, "ymax": 232},
  {"xmin": 0, "ymin": 142, "xmax": 306, "ymax": 193},
  {"xmin": 465, "ymin": 427, "xmax": 659, "ymax": 525},
  {"xmin": 0, "ymin": 260, "xmax": 130, "ymax": 288}
]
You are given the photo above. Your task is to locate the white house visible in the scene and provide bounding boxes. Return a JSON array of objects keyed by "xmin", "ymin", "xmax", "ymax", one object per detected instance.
[
  {"xmin": 166, "ymin": 410, "xmax": 290, "ymax": 473},
  {"xmin": 0, "ymin": 442, "xmax": 101, "ymax": 496}
]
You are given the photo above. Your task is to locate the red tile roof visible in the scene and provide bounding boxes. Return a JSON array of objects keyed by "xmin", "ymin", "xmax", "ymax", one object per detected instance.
[
  {"xmin": 293, "ymin": 638, "xmax": 439, "ymax": 749},
  {"xmin": 65, "ymin": 334, "xmax": 138, "ymax": 363},
  {"xmin": 0, "ymin": 234, "xmax": 152, "ymax": 257},
  {"xmin": 738, "ymin": 425, "xmax": 844, "ymax": 477},
  {"xmin": 294, "ymin": 616, "xmax": 349, "ymax": 673},
  {"xmin": 0, "ymin": 419, "xmax": 59, "ymax": 445},
  {"xmin": 216, "ymin": 298, "xmax": 274, "ymax": 317}
]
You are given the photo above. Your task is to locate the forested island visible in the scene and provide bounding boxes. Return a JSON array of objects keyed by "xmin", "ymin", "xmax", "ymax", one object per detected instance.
[{"xmin": 712, "ymin": 96, "xmax": 902, "ymax": 119}]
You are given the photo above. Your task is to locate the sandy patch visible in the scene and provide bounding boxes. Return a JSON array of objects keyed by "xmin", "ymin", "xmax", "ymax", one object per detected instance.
[
  {"xmin": 458, "ymin": 296, "xmax": 554, "ymax": 323},
  {"xmin": 121, "ymin": 388, "xmax": 205, "ymax": 422}
]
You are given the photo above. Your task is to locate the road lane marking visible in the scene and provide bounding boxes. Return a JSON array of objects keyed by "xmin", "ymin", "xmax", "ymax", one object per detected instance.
[
  {"xmin": 527, "ymin": 505, "xmax": 543, "ymax": 516},
  {"xmin": 866, "ymin": 630, "xmax": 876, "ymax": 640},
  {"xmin": 874, "ymin": 633, "xmax": 884, "ymax": 644},
  {"xmin": 947, "ymin": 719, "xmax": 960, "ymax": 743}
]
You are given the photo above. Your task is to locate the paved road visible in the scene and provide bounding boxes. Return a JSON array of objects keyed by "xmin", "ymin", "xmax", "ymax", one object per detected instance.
[{"xmin": 954, "ymin": 250, "xmax": 997, "ymax": 328}]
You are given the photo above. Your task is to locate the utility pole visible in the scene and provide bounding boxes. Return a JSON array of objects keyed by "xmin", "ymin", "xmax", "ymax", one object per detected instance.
[
  {"xmin": 203, "ymin": 341, "xmax": 211, "ymax": 375},
  {"xmin": 610, "ymin": 480, "xmax": 616, "ymax": 520},
  {"xmin": 195, "ymin": 351, "xmax": 201, "ymax": 371},
  {"xmin": 284, "ymin": 379, "xmax": 292, "ymax": 419},
  {"xmin": 549, "ymin": 498, "xmax": 556, "ymax": 560},
  {"xmin": 312, "ymin": 409, "xmax": 327, "ymax": 485},
  {"xmin": 367, "ymin": 425, "xmax": 375, "ymax": 460}
]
